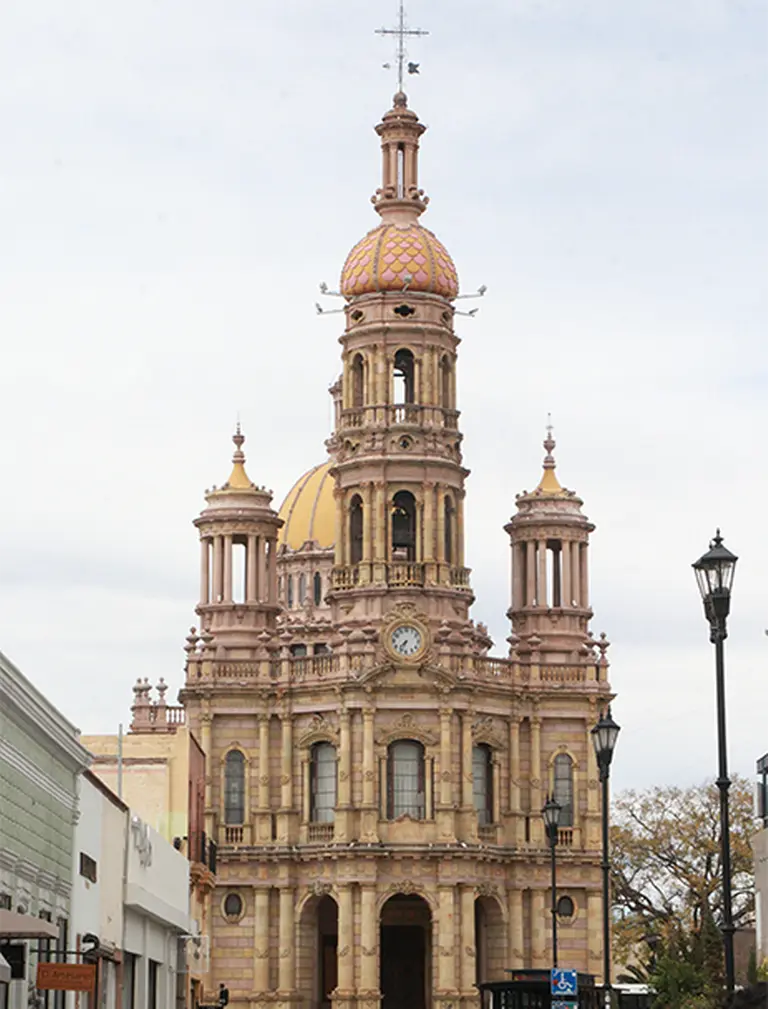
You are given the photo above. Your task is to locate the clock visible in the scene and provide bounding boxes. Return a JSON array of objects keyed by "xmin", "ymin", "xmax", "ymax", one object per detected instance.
[{"xmin": 390, "ymin": 623, "xmax": 424, "ymax": 659}]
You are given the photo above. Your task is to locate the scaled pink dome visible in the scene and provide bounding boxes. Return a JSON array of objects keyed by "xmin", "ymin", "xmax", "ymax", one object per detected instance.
[{"xmin": 340, "ymin": 222, "xmax": 459, "ymax": 300}]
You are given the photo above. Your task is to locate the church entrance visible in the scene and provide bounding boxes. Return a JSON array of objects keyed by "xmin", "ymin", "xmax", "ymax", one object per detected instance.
[
  {"xmin": 297, "ymin": 893, "xmax": 338, "ymax": 1009},
  {"xmin": 380, "ymin": 894, "xmax": 431, "ymax": 1009}
]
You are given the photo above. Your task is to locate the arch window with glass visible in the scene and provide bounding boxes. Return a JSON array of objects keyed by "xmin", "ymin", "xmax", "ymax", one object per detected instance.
[
  {"xmin": 286, "ymin": 575, "xmax": 294, "ymax": 609},
  {"xmin": 393, "ymin": 348, "xmax": 415, "ymax": 404},
  {"xmin": 290, "ymin": 644, "xmax": 307, "ymax": 657},
  {"xmin": 298, "ymin": 573, "xmax": 306, "ymax": 605},
  {"xmin": 313, "ymin": 571, "xmax": 323, "ymax": 606},
  {"xmin": 472, "ymin": 744, "xmax": 493, "ymax": 825},
  {"xmin": 387, "ymin": 740, "xmax": 426, "ymax": 819},
  {"xmin": 224, "ymin": 750, "xmax": 245, "ymax": 825},
  {"xmin": 391, "ymin": 491, "xmax": 416, "ymax": 561},
  {"xmin": 310, "ymin": 742, "xmax": 337, "ymax": 823},
  {"xmin": 351, "ymin": 353, "xmax": 365, "ymax": 408},
  {"xmin": 349, "ymin": 495, "xmax": 363, "ymax": 565},
  {"xmin": 552, "ymin": 753, "xmax": 574, "ymax": 827}
]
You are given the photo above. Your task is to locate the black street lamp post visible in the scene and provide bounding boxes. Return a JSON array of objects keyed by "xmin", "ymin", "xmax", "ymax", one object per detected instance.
[
  {"xmin": 542, "ymin": 794, "xmax": 562, "ymax": 969},
  {"xmin": 591, "ymin": 707, "xmax": 621, "ymax": 1007},
  {"xmin": 693, "ymin": 529, "xmax": 738, "ymax": 996}
]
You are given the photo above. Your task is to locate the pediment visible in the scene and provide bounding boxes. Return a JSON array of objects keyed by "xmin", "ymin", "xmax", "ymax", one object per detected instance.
[{"xmin": 353, "ymin": 660, "xmax": 457, "ymax": 692}]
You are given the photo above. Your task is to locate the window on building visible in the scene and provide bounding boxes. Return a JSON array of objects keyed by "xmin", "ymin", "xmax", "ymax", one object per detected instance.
[
  {"xmin": 313, "ymin": 572, "xmax": 323, "ymax": 606},
  {"xmin": 472, "ymin": 744, "xmax": 493, "ymax": 825},
  {"xmin": 148, "ymin": 960, "xmax": 159, "ymax": 1009},
  {"xmin": 0, "ymin": 894, "xmax": 10, "ymax": 910},
  {"xmin": 286, "ymin": 575, "xmax": 294, "ymax": 608},
  {"xmin": 298, "ymin": 573, "xmax": 306, "ymax": 604},
  {"xmin": 79, "ymin": 852, "xmax": 97, "ymax": 883},
  {"xmin": 393, "ymin": 348, "xmax": 415, "ymax": 403},
  {"xmin": 224, "ymin": 893, "xmax": 243, "ymax": 919},
  {"xmin": 352, "ymin": 353, "xmax": 365, "ymax": 408},
  {"xmin": 391, "ymin": 491, "xmax": 416, "ymax": 561},
  {"xmin": 440, "ymin": 354, "xmax": 452, "ymax": 407},
  {"xmin": 290, "ymin": 644, "xmax": 307, "ymax": 657},
  {"xmin": 224, "ymin": 750, "xmax": 245, "ymax": 825},
  {"xmin": 387, "ymin": 740, "xmax": 425, "ymax": 819},
  {"xmin": 557, "ymin": 895, "xmax": 575, "ymax": 919},
  {"xmin": 553, "ymin": 753, "xmax": 574, "ymax": 827},
  {"xmin": 310, "ymin": 742, "xmax": 337, "ymax": 823},
  {"xmin": 314, "ymin": 643, "xmax": 330, "ymax": 655},
  {"xmin": 349, "ymin": 495, "xmax": 363, "ymax": 565}
]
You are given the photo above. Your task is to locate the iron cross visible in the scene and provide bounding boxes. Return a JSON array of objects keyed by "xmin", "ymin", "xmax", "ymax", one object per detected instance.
[{"xmin": 375, "ymin": 1, "xmax": 429, "ymax": 93}]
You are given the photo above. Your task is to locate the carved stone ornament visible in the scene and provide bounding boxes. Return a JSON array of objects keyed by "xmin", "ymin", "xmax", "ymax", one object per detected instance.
[
  {"xmin": 311, "ymin": 881, "xmax": 333, "ymax": 897},
  {"xmin": 298, "ymin": 713, "xmax": 339, "ymax": 748},
  {"xmin": 464, "ymin": 946, "xmax": 476, "ymax": 958},
  {"xmin": 376, "ymin": 712, "xmax": 438, "ymax": 748},
  {"xmin": 475, "ymin": 882, "xmax": 500, "ymax": 900}
]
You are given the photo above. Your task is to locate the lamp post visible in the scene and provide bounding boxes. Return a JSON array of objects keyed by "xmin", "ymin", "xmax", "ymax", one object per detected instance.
[
  {"xmin": 692, "ymin": 529, "xmax": 738, "ymax": 996},
  {"xmin": 542, "ymin": 794, "xmax": 562, "ymax": 968},
  {"xmin": 591, "ymin": 707, "xmax": 621, "ymax": 1007}
]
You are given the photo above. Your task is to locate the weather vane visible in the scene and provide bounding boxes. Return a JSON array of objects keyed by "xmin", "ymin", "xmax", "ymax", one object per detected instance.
[{"xmin": 376, "ymin": 1, "xmax": 429, "ymax": 93}]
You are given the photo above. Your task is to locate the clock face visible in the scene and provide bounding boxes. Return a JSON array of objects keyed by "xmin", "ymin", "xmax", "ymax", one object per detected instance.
[{"xmin": 390, "ymin": 624, "xmax": 424, "ymax": 658}]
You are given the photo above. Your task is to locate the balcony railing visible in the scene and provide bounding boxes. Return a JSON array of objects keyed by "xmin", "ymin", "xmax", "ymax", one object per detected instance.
[
  {"xmin": 307, "ymin": 823, "xmax": 334, "ymax": 843},
  {"xmin": 337, "ymin": 404, "xmax": 461, "ymax": 431},
  {"xmin": 222, "ymin": 824, "xmax": 251, "ymax": 846},
  {"xmin": 330, "ymin": 562, "xmax": 472, "ymax": 592},
  {"xmin": 186, "ymin": 830, "xmax": 217, "ymax": 873}
]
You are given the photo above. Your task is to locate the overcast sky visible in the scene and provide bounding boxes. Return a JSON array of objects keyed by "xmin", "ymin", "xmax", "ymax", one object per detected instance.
[{"xmin": 1, "ymin": 0, "xmax": 766, "ymax": 792}]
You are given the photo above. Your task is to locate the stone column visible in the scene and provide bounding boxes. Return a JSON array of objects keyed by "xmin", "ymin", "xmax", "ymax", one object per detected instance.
[
  {"xmin": 338, "ymin": 709, "xmax": 351, "ymax": 806},
  {"xmin": 199, "ymin": 538, "xmax": 210, "ymax": 605},
  {"xmin": 278, "ymin": 886, "xmax": 295, "ymax": 992},
  {"xmin": 580, "ymin": 542, "xmax": 589, "ymax": 609},
  {"xmin": 570, "ymin": 542, "xmax": 581, "ymax": 607},
  {"xmin": 561, "ymin": 537, "xmax": 571, "ymax": 608},
  {"xmin": 253, "ymin": 887, "xmax": 270, "ymax": 992},
  {"xmin": 436, "ymin": 485, "xmax": 446, "ymax": 564},
  {"xmin": 460, "ymin": 885, "xmax": 476, "ymax": 993},
  {"xmin": 212, "ymin": 536, "xmax": 223, "ymax": 602},
  {"xmin": 360, "ymin": 884, "xmax": 379, "ymax": 999},
  {"xmin": 456, "ymin": 493, "xmax": 465, "ymax": 568},
  {"xmin": 461, "ymin": 712, "xmax": 474, "ymax": 811},
  {"xmin": 531, "ymin": 890, "xmax": 546, "ymax": 968},
  {"xmin": 530, "ymin": 717, "xmax": 542, "ymax": 845},
  {"xmin": 508, "ymin": 889, "xmax": 523, "ymax": 967},
  {"xmin": 362, "ymin": 482, "xmax": 373, "ymax": 564},
  {"xmin": 335, "ymin": 884, "xmax": 355, "ymax": 1008},
  {"xmin": 222, "ymin": 533, "xmax": 233, "ymax": 603},
  {"xmin": 267, "ymin": 538, "xmax": 277, "ymax": 603},
  {"xmin": 200, "ymin": 711, "xmax": 213, "ymax": 838},
  {"xmin": 509, "ymin": 718, "xmax": 522, "ymax": 845},
  {"xmin": 373, "ymin": 482, "xmax": 387, "ymax": 564},
  {"xmin": 258, "ymin": 536, "xmax": 267, "ymax": 603},
  {"xmin": 423, "ymin": 481, "xmax": 435, "ymax": 563},
  {"xmin": 361, "ymin": 708, "xmax": 378, "ymax": 841},
  {"xmin": 439, "ymin": 709, "xmax": 453, "ymax": 808},
  {"xmin": 537, "ymin": 539, "xmax": 547, "ymax": 608},
  {"xmin": 525, "ymin": 540, "xmax": 535, "ymax": 607},
  {"xmin": 437, "ymin": 885, "xmax": 457, "ymax": 992},
  {"xmin": 334, "ymin": 488, "xmax": 344, "ymax": 568},
  {"xmin": 247, "ymin": 534, "xmax": 258, "ymax": 602},
  {"xmin": 277, "ymin": 712, "xmax": 294, "ymax": 842},
  {"xmin": 257, "ymin": 714, "xmax": 271, "ymax": 842}
]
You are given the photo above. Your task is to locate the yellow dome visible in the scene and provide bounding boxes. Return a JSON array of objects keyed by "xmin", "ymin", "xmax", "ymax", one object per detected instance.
[
  {"xmin": 340, "ymin": 222, "xmax": 458, "ymax": 300},
  {"xmin": 278, "ymin": 461, "xmax": 335, "ymax": 551}
]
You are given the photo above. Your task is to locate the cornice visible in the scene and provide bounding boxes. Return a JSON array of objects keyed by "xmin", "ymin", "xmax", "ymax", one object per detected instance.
[{"xmin": 0, "ymin": 649, "xmax": 91, "ymax": 771}]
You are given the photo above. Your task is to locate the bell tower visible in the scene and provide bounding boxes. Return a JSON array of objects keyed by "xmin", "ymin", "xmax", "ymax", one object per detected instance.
[
  {"xmin": 505, "ymin": 426, "xmax": 605, "ymax": 664},
  {"xmin": 327, "ymin": 92, "xmax": 472, "ymax": 628}
]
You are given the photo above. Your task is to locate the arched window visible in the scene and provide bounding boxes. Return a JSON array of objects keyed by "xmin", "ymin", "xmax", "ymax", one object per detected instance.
[
  {"xmin": 440, "ymin": 354, "xmax": 452, "ymax": 408},
  {"xmin": 298, "ymin": 573, "xmax": 306, "ymax": 605},
  {"xmin": 391, "ymin": 491, "xmax": 416, "ymax": 561},
  {"xmin": 553, "ymin": 753, "xmax": 574, "ymax": 827},
  {"xmin": 286, "ymin": 575, "xmax": 294, "ymax": 609},
  {"xmin": 352, "ymin": 353, "xmax": 365, "ymax": 408},
  {"xmin": 290, "ymin": 644, "xmax": 307, "ymax": 657},
  {"xmin": 224, "ymin": 750, "xmax": 245, "ymax": 825},
  {"xmin": 444, "ymin": 496, "xmax": 455, "ymax": 564},
  {"xmin": 394, "ymin": 348, "xmax": 415, "ymax": 404},
  {"xmin": 310, "ymin": 742, "xmax": 337, "ymax": 823},
  {"xmin": 313, "ymin": 572, "xmax": 323, "ymax": 606},
  {"xmin": 472, "ymin": 744, "xmax": 493, "ymax": 825},
  {"xmin": 387, "ymin": 740, "xmax": 425, "ymax": 819},
  {"xmin": 349, "ymin": 495, "xmax": 363, "ymax": 565},
  {"xmin": 557, "ymin": 895, "xmax": 575, "ymax": 919}
]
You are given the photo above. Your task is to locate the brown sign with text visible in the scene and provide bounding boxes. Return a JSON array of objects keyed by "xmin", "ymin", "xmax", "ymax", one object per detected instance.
[{"xmin": 36, "ymin": 962, "xmax": 96, "ymax": 991}]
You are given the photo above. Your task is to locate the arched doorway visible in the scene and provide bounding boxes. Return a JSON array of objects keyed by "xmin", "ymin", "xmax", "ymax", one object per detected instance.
[
  {"xmin": 380, "ymin": 893, "xmax": 432, "ymax": 1009},
  {"xmin": 475, "ymin": 895, "xmax": 506, "ymax": 983},
  {"xmin": 297, "ymin": 893, "xmax": 338, "ymax": 1009}
]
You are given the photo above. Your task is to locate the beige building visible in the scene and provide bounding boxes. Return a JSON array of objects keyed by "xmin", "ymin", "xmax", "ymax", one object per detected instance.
[{"xmin": 179, "ymin": 89, "xmax": 615, "ymax": 1009}]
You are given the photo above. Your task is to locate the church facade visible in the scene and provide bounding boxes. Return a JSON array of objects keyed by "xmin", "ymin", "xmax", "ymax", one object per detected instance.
[{"xmin": 179, "ymin": 89, "xmax": 614, "ymax": 1009}]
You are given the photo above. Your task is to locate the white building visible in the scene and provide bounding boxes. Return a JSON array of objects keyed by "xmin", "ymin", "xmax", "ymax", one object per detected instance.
[
  {"xmin": 69, "ymin": 771, "xmax": 128, "ymax": 1009},
  {"xmin": 123, "ymin": 814, "xmax": 190, "ymax": 1009}
]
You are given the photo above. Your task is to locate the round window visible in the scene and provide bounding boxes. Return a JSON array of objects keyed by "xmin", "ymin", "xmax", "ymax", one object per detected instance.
[
  {"xmin": 556, "ymin": 895, "xmax": 575, "ymax": 919},
  {"xmin": 224, "ymin": 893, "xmax": 243, "ymax": 919}
]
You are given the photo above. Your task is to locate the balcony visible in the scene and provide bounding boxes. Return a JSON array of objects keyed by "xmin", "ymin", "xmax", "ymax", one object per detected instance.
[
  {"xmin": 330, "ymin": 562, "xmax": 472, "ymax": 592},
  {"xmin": 186, "ymin": 830, "xmax": 218, "ymax": 873},
  {"xmin": 337, "ymin": 404, "xmax": 461, "ymax": 432},
  {"xmin": 221, "ymin": 824, "xmax": 251, "ymax": 846}
]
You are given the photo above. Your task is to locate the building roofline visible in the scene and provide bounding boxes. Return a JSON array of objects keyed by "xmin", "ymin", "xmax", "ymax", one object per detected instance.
[{"xmin": 83, "ymin": 767, "xmax": 129, "ymax": 812}]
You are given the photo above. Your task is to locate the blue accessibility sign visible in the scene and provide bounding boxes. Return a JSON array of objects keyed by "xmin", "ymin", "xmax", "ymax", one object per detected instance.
[{"xmin": 551, "ymin": 969, "xmax": 579, "ymax": 998}]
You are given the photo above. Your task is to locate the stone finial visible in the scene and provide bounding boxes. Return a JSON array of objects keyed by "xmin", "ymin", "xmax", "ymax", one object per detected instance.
[{"xmin": 156, "ymin": 677, "xmax": 168, "ymax": 705}]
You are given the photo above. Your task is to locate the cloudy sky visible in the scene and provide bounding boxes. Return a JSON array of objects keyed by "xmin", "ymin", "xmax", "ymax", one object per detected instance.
[{"xmin": 1, "ymin": 0, "xmax": 766, "ymax": 792}]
